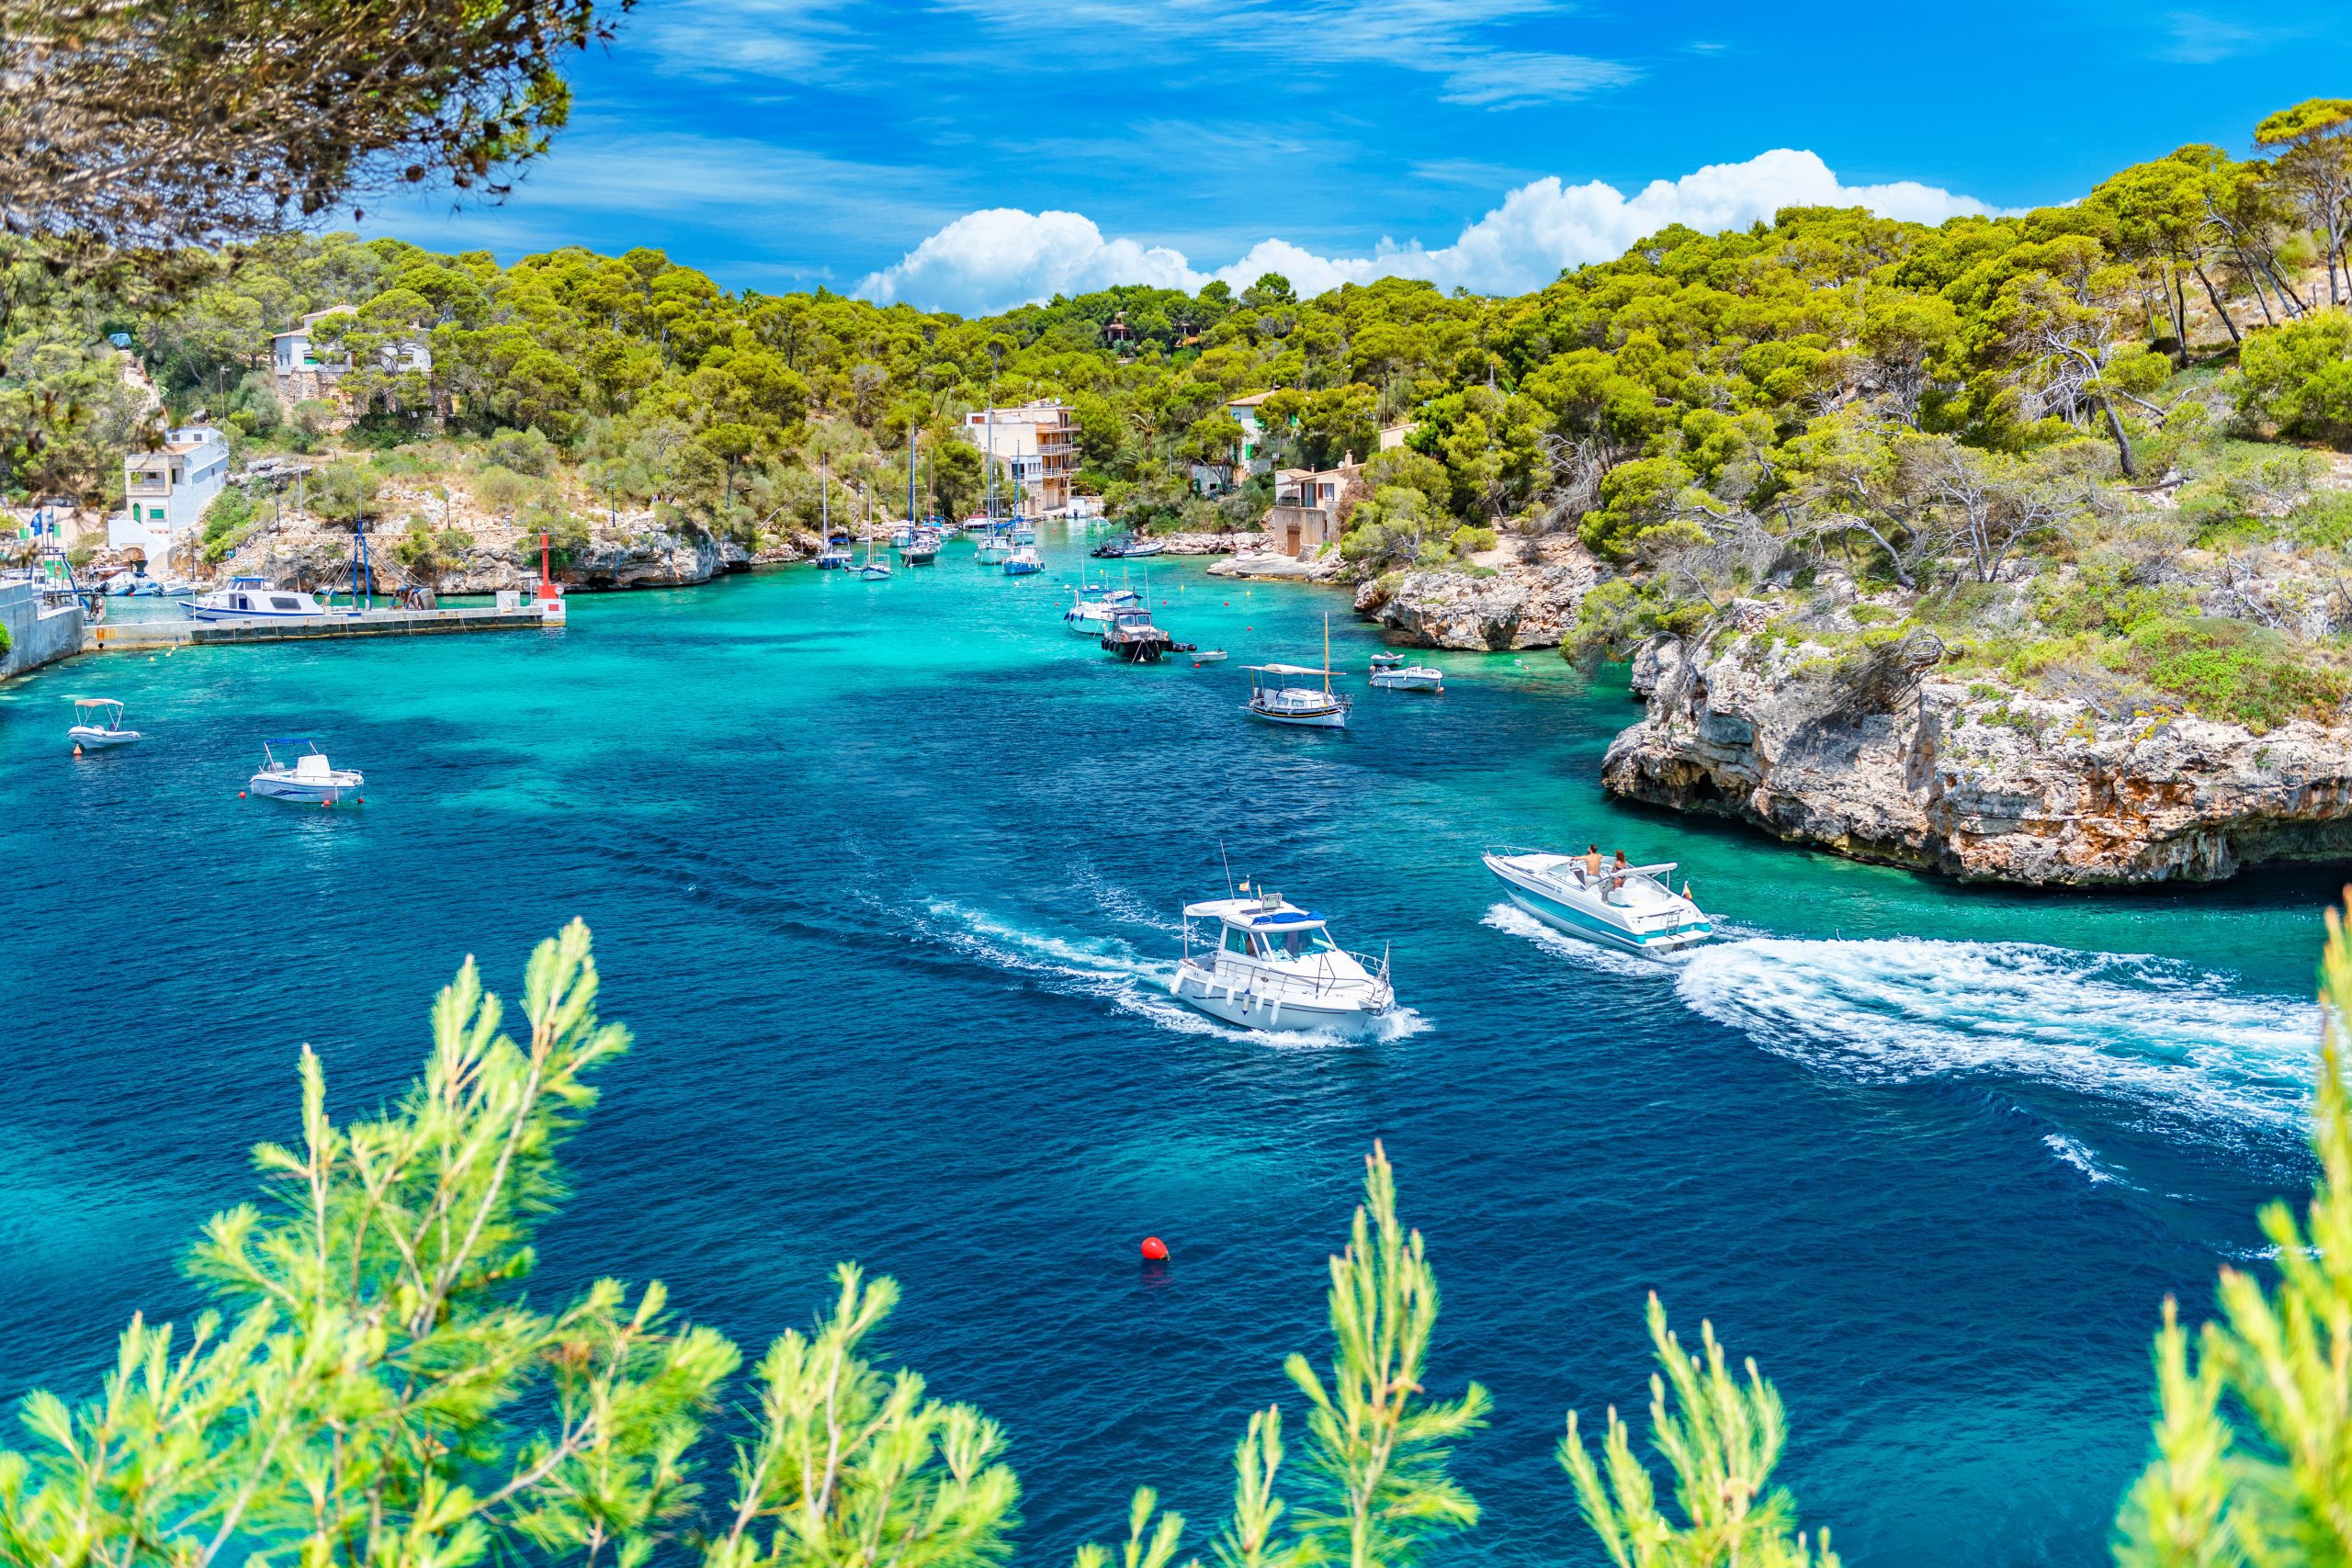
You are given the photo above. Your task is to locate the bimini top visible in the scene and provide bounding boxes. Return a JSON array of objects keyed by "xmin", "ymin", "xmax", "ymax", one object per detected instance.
[
  {"xmin": 1246, "ymin": 664, "xmax": 1335, "ymax": 677},
  {"xmin": 1182, "ymin": 895, "xmax": 1329, "ymax": 928},
  {"xmin": 72, "ymin": 696, "xmax": 123, "ymax": 711}
]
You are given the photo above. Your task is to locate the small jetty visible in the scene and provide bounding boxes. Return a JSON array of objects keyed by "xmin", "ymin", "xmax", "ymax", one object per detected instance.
[{"xmin": 85, "ymin": 601, "xmax": 563, "ymax": 654}]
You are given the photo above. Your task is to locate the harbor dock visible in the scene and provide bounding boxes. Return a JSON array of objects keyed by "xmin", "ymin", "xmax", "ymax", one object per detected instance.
[{"xmin": 85, "ymin": 603, "xmax": 563, "ymax": 654}]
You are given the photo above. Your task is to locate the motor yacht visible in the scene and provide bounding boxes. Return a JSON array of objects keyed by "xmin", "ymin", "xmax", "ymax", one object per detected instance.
[
  {"xmin": 1370, "ymin": 660, "xmax": 1445, "ymax": 691},
  {"xmin": 1481, "ymin": 847, "xmax": 1713, "ymax": 955},
  {"xmin": 249, "ymin": 739, "xmax": 362, "ymax": 805},
  {"xmin": 185, "ymin": 577, "xmax": 337, "ymax": 622},
  {"xmin": 1170, "ymin": 884, "xmax": 1396, "ymax": 1035},
  {"xmin": 67, "ymin": 697, "xmax": 141, "ymax": 750}
]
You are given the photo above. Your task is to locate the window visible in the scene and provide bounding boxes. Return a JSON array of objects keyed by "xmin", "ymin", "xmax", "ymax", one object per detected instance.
[
  {"xmin": 232, "ymin": 595, "xmax": 250, "ymax": 611},
  {"xmin": 1222, "ymin": 927, "xmax": 1252, "ymax": 955},
  {"xmin": 271, "ymin": 596, "xmax": 300, "ymax": 611}
]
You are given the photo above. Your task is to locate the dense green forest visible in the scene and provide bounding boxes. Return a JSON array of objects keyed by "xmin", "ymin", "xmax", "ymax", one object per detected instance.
[{"xmin": 7, "ymin": 98, "xmax": 2352, "ymax": 723}]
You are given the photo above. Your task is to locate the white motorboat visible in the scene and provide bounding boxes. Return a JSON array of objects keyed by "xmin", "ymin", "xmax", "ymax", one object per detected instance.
[
  {"xmin": 1121, "ymin": 537, "xmax": 1166, "ymax": 558},
  {"xmin": 1063, "ymin": 585, "xmax": 1139, "ymax": 637},
  {"xmin": 248, "ymin": 739, "xmax": 363, "ymax": 805},
  {"xmin": 68, "ymin": 697, "xmax": 141, "ymax": 751},
  {"xmin": 1482, "ymin": 847, "xmax": 1713, "ymax": 955},
  {"xmin": 815, "ymin": 542, "xmax": 854, "ymax": 570},
  {"xmin": 976, "ymin": 534, "xmax": 1012, "ymax": 563},
  {"xmin": 1011, "ymin": 523, "xmax": 1037, "ymax": 545},
  {"xmin": 1192, "ymin": 649, "xmax": 1228, "ymax": 666},
  {"xmin": 1170, "ymin": 884, "xmax": 1396, "ymax": 1036},
  {"xmin": 1002, "ymin": 544, "xmax": 1043, "ymax": 575},
  {"xmin": 1370, "ymin": 662, "xmax": 1445, "ymax": 691},
  {"xmin": 185, "ymin": 577, "xmax": 336, "ymax": 622}
]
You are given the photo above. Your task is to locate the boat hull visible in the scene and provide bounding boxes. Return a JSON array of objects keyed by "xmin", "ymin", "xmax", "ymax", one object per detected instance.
[
  {"xmin": 1169, "ymin": 965, "xmax": 1389, "ymax": 1037},
  {"xmin": 251, "ymin": 772, "xmax": 362, "ymax": 804},
  {"xmin": 1482, "ymin": 854, "xmax": 1711, "ymax": 955},
  {"xmin": 68, "ymin": 727, "xmax": 139, "ymax": 750},
  {"xmin": 1246, "ymin": 702, "xmax": 1347, "ymax": 729}
]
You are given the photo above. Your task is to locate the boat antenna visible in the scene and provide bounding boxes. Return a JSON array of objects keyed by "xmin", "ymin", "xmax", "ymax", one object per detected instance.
[{"xmin": 1218, "ymin": 838, "xmax": 1236, "ymax": 899}]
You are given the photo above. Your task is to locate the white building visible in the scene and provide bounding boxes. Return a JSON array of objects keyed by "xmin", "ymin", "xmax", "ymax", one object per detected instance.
[
  {"xmin": 1192, "ymin": 389, "xmax": 1278, "ymax": 494},
  {"xmin": 107, "ymin": 426, "xmax": 231, "ymax": 572},
  {"xmin": 958, "ymin": 400, "xmax": 1080, "ymax": 515},
  {"xmin": 272, "ymin": 307, "xmax": 432, "ymax": 402}
]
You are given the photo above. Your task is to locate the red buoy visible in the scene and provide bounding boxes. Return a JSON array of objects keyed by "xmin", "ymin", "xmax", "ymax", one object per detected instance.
[{"xmin": 1140, "ymin": 1235, "xmax": 1169, "ymax": 1261}]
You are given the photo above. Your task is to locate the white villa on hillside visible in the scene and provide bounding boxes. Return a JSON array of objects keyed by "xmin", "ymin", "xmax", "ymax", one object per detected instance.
[
  {"xmin": 107, "ymin": 425, "xmax": 230, "ymax": 572},
  {"xmin": 272, "ymin": 308, "xmax": 433, "ymax": 403},
  {"xmin": 1192, "ymin": 390, "xmax": 1278, "ymax": 494},
  {"xmin": 959, "ymin": 400, "xmax": 1079, "ymax": 515}
]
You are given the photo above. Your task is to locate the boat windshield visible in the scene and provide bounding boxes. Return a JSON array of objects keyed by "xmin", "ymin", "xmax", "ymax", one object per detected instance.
[{"xmin": 1266, "ymin": 925, "xmax": 1336, "ymax": 958}]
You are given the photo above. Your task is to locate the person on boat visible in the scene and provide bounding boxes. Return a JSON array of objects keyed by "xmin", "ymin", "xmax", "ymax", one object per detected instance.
[
  {"xmin": 1608, "ymin": 850, "xmax": 1630, "ymax": 904},
  {"xmin": 1580, "ymin": 844, "xmax": 1602, "ymax": 885}
]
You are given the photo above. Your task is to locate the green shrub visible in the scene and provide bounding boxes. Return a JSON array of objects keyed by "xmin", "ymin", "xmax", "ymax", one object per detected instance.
[
  {"xmin": 199, "ymin": 487, "xmax": 256, "ymax": 563},
  {"xmin": 2118, "ymin": 615, "xmax": 2346, "ymax": 731}
]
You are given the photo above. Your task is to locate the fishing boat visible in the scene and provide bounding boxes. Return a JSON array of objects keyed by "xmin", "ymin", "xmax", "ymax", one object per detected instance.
[
  {"xmin": 1481, "ymin": 847, "xmax": 1713, "ymax": 955},
  {"xmin": 184, "ymin": 577, "xmax": 337, "ymax": 622},
  {"xmin": 1101, "ymin": 605, "xmax": 1194, "ymax": 662},
  {"xmin": 67, "ymin": 697, "xmax": 141, "ymax": 750},
  {"xmin": 1370, "ymin": 661, "xmax": 1445, "ymax": 692},
  {"xmin": 1064, "ymin": 584, "xmax": 1140, "ymax": 637},
  {"xmin": 248, "ymin": 739, "xmax": 362, "ymax": 805},
  {"xmin": 1003, "ymin": 544, "xmax": 1044, "ymax": 576},
  {"xmin": 1170, "ymin": 882, "xmax": 1396, "ymax": 1036},
  {"xmin": 1244, "ymin": 616, "xmax": 1350, "ymax": 728}
]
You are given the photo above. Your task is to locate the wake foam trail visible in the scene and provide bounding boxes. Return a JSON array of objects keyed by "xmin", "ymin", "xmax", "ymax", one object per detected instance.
[
  {"xmin": 2042, "ymin": 1133, "xmax": 2132, "ymax": 1187},
  {"xmin": 916, "ymin": 898, "xmax": 1428, "ymax": 1047},
  {"xmin": 1676, "ymin": 937, "xmax": 2317, "ymax": 1134},
  {"xmin": 1481, "ymin": 902, "xmax": 1690, "ymax": 980}
]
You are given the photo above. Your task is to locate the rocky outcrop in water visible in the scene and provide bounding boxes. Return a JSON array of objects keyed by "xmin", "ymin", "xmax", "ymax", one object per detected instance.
[
  {"xmin": 1601, "ymin": 625, "xmax": 2352, "ymax": 885},
  {"xmin": 1352, "ymin": 536, "xmax": 1600, "ymax": 649}
]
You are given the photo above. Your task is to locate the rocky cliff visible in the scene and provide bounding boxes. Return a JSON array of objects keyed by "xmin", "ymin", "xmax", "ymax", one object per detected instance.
[
  {"xmin": 1600, "ymin": 621, "xmax": 2352, "ymax": 886},
  {"xmin": 1352, "ymin": 536, "xmax": 1600, "ymax": 649}
]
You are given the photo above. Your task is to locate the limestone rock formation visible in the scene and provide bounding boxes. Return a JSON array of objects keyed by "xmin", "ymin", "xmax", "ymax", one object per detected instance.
[{"xmin": 1601, "ymin": 629, "xmax": 2352, "ymax": 886}]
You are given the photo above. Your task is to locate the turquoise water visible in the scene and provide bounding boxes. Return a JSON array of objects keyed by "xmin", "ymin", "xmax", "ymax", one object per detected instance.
[{"xmin": 0, "ymin": 535, "xmax": 2335, "ymax": 1564}]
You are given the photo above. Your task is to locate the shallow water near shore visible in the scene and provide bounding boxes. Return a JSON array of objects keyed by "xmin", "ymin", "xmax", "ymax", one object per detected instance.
[{"xmin": 0, "ymin": 533, "xmax": 2337, "ymax": 1565}]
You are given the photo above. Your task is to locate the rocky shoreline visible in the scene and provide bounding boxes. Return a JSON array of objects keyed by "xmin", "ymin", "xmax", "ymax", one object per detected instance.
[{"xmin": 1600, "ymin": 624, "xmax": 2352, "ymax": 886}]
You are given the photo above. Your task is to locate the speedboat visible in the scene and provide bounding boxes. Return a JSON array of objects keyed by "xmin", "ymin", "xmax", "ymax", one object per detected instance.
[
  {"xmin": 1091, "ymin": 534, "xmax": 1135, "ymax": 559},
  {"xmin": 68, "ymin": 697, "xmax": 141, "ymax": 751},
  {"xmin": 1064, "ymin": 586, "xmax": 1140, "ymax": 637},
  {"xmin": 1170, "ymin": 884, "xmax": 1396, "ymax": 1035},
  {"xmin": 1121, "ymin": 536, "xmax": 1166, "ymax": 558},
  {"xmin": 1370, "ymin": 661, "xmax": 1445, "ymax": 691},
  {"xmin": 185, "ymin": 577, "xmax": 336, "ymax": 622},
  {"xmin": 1482, "ymin": 847, "xmax": 1713, "ymax": 955},
  {"xmin": 249, "ymin": 739, "xmax": 362, "ymax": 805},
  {"xmin": 1003, "ymin": 545, "xmax": 1043, "ymax": 576},
  {"xmin": 1192, "ymin": 649, "xmax": 1227, "ymax": 666}
]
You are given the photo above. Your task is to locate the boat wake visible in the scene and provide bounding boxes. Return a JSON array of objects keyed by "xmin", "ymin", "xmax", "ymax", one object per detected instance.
[
  {"xmin": 1675, "ymin": 936, "xmax": 2317, "ymax": 1135},
  {"xmin": 1481, "ymin": 902, "xmax": 1692, "ymax": 979},
  {"xmin": 914, "ymin": 898, "xmax": 1429, "ymax": 1047}
]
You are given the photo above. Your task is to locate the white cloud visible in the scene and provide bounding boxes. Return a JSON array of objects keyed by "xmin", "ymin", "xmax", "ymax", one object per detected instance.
[{"xmin": 858, "ymin": 149, "xmax": 2001, "ymax": 313}]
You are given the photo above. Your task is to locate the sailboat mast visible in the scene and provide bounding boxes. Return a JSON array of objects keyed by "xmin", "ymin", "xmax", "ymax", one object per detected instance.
[
  {"xmin": 821, "ymin": 453, "xmax": 830, "ymax": 539},
  {"xmin": 1324, "ymin": 613, "xmax": 1331, "ymax": 694}
]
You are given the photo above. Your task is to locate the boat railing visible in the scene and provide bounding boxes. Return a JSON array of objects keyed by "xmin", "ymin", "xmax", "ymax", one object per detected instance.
[{"xmin": 1187, "ymin": 949, "xmax": 1385, "ymax": 1003}]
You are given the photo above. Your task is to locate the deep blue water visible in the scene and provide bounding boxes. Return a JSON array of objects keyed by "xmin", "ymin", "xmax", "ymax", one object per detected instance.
[{"xmin": 0, "ymin": 536, "xmax": 2335, "ymax": 1564}]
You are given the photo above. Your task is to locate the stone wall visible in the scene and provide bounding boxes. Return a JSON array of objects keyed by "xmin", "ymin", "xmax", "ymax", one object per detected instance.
[{"xmin": 0, "ymin": 581, "xmax": 86, "ymax": 680}]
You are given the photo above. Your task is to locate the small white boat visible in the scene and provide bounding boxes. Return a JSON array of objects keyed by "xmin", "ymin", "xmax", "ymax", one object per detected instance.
[
  {"xmin": 1003, "ymin": 545, "xmax": 1043, "ymax": 575},
  {"xmin": 185, "ymin": 577, "xmax": 336, "ymax": 622},
  {"xmin": 977, "ymin": 535, "xmax": 1012, "ymax": 563},
  {"xmin": 1482, "ymin": 847, "xmax": 1713, "ymax": 955},
  {"xmin": 889, "ymin": 522, "xmax": 917, "ymax": 547},
  {"xmin": 249, "ymin": 739, "xmax": 363, "ymax": 805},
  {"xmin": 1121, "ymin": 537, "xmax": 1167, "ymax": 558},
  {"xmin": 815, "ymin": 543, "xmax": 854, "ymax": 570},
  {"xmin": 1011, "ymin": 523, "xmax": 1037, "ymax": 545},
  {"xmin": 1370, "ymin": 663, "xmax": 1444, "ymax": 691},
  {"xmin": 1063, "ymin": 586, "xmax": 1139, "ymax": 637},
  {"xmin": 1246, "ymin": 667, "xmax": 1350, "ymax": 728},
  {"xmin": 1192, "ymin": 649, "xmax": 1228, "ymax": 666},
  {"xmin": 855, "ymin": 559, "xmax": 893, "ymax": 580},
  {"xmin": 68, "ymin": 697, "xmax": 141, "ymax": 750},
  {"xmin": 1170, "ymin": 884, "xmax": 1396, "ymax": 1036}
]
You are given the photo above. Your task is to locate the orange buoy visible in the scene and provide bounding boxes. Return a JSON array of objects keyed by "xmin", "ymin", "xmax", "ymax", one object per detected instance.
[
  {"xmin": 238, "ymin": 790, "xmax": 246, "ymax": 797},
  {"xmin": 72, "ymin": 743, "xmax": 82, "ymax": 756},
  {"xmin": 1140, "ymin": 1235, "xmax": 1170, "ymax": 1261}
]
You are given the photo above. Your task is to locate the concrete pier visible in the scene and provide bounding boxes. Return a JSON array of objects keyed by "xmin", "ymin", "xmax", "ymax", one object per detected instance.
[
  {"xmin": 2, "ymin": 581, "xmax": 87, "ymax": 678},
  {"xmin": 85, "ymin": 604, "xmax": 562, "ymax": 654}
]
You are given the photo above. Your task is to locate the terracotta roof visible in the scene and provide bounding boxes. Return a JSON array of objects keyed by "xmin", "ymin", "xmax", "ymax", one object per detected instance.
[{"xmin": 1228, "ymin": 390, "xmax": 1280, "ymax": 407}]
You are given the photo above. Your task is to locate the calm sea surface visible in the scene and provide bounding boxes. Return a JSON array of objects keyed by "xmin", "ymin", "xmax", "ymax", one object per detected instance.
[{"xmin": 0, "ymin": 533, "xmax": 2335, "ymax": 1564}]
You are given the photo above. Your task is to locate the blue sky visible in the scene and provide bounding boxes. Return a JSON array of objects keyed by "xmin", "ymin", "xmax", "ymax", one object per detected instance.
[{"xmin": 368, "ymin": 0, "xmax": 2351, "ymax": 312}]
